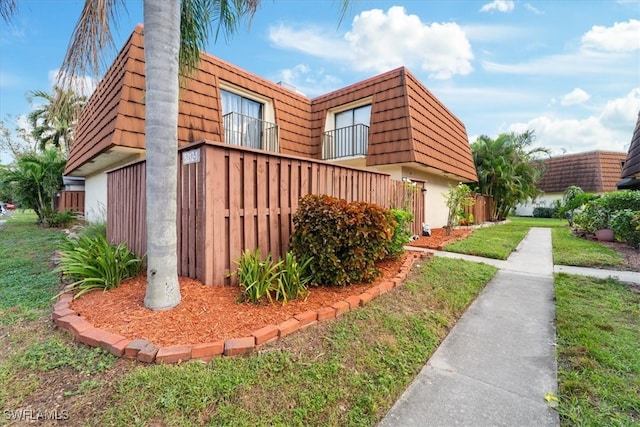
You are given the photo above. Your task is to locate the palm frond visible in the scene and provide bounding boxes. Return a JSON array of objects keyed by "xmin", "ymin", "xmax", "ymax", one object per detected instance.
[{"xmin": 57, "ymin": 0, "xmax": 127, "ymax": 93}]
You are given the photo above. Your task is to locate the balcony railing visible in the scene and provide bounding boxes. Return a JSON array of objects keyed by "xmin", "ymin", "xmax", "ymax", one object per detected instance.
[
  {"xmin": 321, "ymin": 124, "xmax": 369, "ymax": 161},
  {"xmin": 223, "ymin": 112, "xmax": 279, "ymax": 153}
]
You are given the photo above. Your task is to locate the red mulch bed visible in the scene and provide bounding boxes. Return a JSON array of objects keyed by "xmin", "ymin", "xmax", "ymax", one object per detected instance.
[
  {"xmin": 70, "ymin": 253, "xmax": 418, "ymax": 347},
  {"xmin": 409, "ymin": 227, "xmax": 474, "ymax": 250}
]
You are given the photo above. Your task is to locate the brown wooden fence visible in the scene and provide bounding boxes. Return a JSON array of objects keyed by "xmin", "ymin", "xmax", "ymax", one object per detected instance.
[
  {"xmin": 56, "ymin": 191, "xmax": 85, "ymax": 214},
  {"xmin": 107, "ymin": 161, "xmax": 147, "ymax": 258},
  {"xmin": 389, "ymin": 180, "xmax": 425, "ymax": 236},
  {"xmin": 465, "ymin": 193, "xmax": 494, "ymax": 224},
  {"xmin": 107, "ymin": 140, "xmax": 391, "ymax": 286}
]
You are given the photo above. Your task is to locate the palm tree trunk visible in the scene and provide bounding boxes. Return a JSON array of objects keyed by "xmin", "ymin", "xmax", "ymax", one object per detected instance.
[{"xmin": 143, "ymin": 0, "xmax": 181, "ymax": 310}]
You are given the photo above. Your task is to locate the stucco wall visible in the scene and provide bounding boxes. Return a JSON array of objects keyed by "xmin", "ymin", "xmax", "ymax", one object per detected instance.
[
  {"xmin": 368, "ymin": 164, "xmax": 461, "ymax": 228},
  {"xmin": 84, "ymin": 172, "xmax": 108, "ymax": 223}
]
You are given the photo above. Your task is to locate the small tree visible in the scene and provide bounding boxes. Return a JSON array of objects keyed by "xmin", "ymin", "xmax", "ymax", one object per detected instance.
[
  {"xmin": 444, "ymin": 184, "xmax": 474, "ymax": 236},
  {"xmin": 557, "ymin": 185, "xmax": 598, "ymax": 226},
  {"xmin": 1, "ymin": 149, "xmax": 65, "ymax": 224}
]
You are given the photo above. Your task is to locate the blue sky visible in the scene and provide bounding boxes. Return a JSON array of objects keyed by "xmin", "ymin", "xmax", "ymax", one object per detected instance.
[{"xmin": 1, "ymin": 0, "xmax": 639, "ymax": 165}]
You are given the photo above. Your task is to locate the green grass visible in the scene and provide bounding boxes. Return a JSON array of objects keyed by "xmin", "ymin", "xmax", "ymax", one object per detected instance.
[
  {"xmin": 97, "ymin": 258, "xmax": 498, "ymax": 426},
  {"xmin": 508, "ymin": 216, "xmax": 567, "ymax": 228},
  {"xmin": 552, "ymin": 227, "xmax": 625, "ymax": 268},
  {"xmin": 0, "ymin": 210, "xmax": 66, "ymax": 323},
  {"xmin": 0, "ymin": 211, "xmax": 117, "ymax": 410},
  {"xmin": 555, "ymin": 274, "xmax": 640, "ymax": 425}
]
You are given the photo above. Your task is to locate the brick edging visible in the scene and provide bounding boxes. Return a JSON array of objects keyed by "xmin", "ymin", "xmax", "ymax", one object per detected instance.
[{"xmin": 53, "ymin": 252, "xmax": 427, "ymax": 364}]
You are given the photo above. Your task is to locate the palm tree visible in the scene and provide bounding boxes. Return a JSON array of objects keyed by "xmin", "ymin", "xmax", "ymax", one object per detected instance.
[
  {"xmin": 56, "ymin": 0, "xmax": 349, "ymax": 310},
  {"xmin": 27, "ymin": 87, "xmax": 86, "ymax": 157},
  {"xmin": 2, "ymin": 149, "xmax": 66, "ymax": 224},
  {"xmin": 472, "ymin": 131, "xmax": 549, "ymax": 220}
]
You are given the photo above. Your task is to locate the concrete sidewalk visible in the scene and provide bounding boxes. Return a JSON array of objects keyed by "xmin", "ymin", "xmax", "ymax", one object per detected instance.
[{"xmin": 380, "ymin": 227, "xmax": 560, "ymax": 427}]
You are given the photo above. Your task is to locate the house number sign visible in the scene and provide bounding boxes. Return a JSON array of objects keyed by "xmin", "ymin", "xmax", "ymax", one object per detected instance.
[{"xmin": 182, "ymin": 148, "xmax": 201, "ymax": 164}]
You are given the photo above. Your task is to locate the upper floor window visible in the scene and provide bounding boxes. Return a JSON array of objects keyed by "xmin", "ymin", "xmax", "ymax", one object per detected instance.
[
  {"xmin": 220, "ymin": 88, "xmax": 278, "ymax": 152},
  {"xmin": 335, "ymin": 104, "xmax": 371, "ymax": 130},
  {"xmin": 322, "ymin": 103, "xmax": 372, "ymax": 160}
]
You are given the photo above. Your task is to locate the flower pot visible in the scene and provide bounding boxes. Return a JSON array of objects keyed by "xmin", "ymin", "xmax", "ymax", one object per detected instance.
[{"xmin": 595, "ymin": 228, "xmax": 614, "ymax": 242}]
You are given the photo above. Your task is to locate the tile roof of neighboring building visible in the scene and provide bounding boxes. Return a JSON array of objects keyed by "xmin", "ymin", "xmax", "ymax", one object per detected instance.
[
  {"xmin": 538, "ymin": 150, "xmax": 627, "ymax": 193},
  {"xmin": 620, "ymin": 110, "xmax": 640, "ymax": 180},
  {"xmin": 67, "ymin": 25, "xmax": 477, "ymax": 183}
]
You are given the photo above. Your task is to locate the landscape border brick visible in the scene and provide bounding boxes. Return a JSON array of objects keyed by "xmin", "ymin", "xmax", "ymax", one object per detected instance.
[
  {"xmin": 52, "ymin": 252, "xmax": 421, "ymax": 364},
  {"xmin": 156, "ymin": 345, "xmax": 191, "ymax": 364}
]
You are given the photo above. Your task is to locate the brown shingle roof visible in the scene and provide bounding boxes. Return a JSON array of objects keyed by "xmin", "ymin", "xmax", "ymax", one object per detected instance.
[
  {"xmin": 538, "ymin": 150, "xmax": 627, "ymax": 193},
  {"xmin": 67, "ymin": 26, "xmax": 476, "ymax": 183},
  {"xmin": 621, "ymin": 110, "xmax": 640, "ymax": 180}
]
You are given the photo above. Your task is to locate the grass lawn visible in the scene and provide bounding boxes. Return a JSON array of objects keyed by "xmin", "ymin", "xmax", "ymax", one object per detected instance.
[
  {"xmin": 444, "ymin": 216, "xmax": 565, "ymax": 260},
  {"xmin": 555, "ymin": 273, "xmax": 640, "ymax": 425},
  {"xmin": 0, "ymin": 210, "xmax": 498, "ymax": 426},
  {"xmin": 552, "ymin": 227, "xmax": 625, "ymax": 268}
]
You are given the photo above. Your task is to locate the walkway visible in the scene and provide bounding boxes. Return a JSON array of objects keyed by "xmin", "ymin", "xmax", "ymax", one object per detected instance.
[{"xmin": 380, "ymin": 227, "xmax": 559, "ymax": 426}]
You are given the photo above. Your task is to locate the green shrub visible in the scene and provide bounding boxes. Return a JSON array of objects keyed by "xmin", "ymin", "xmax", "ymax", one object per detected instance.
[
  {"xmin": 42, "ymin": 209, "xmax": 78, "ymax": 228},
  {"xmin": 533, "ymin": 207, "xmax": 555, "ymax": 218},
  {"xmin": 289, "ymin": 195, "xmax": 394, "ymax": 286},
  {"xmin": 80, "ymin": 221, "xmax": 107, "ymax": 239},
  {"xmin": 574, "ymin": 197, "xmax": 609, "ymax": 233},
  {"xmin": 234, "ymin": 249, "xmax": 282, "ymax": 304},
  {"xmin": 574, "ymin": 190, "xmax": 640, "ymax": 233},
  {"xmin": 610, "ymin": 209, "xmax": 640, "ymax": 248},
  {"xmin": 387, "ymin": 209, "xmax": 413, "ymax": 256},
  {"xmin": 600, "ymin": 190, "xmax": 640, "ymax": 211},
  {"xmin": 56, "ymin": 234, "xmax": 145, "ymax": 299},
  {"xmin": 275, "ymin": 252, "xmax": 312, "ymax": 303}
]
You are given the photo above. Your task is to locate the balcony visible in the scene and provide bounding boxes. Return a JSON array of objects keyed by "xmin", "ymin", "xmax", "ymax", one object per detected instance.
[
  {"xmin": 321, "ymin": 124, "xmax": 369, "ymax": 161},
  {"xmin": 223, "ymin": 112, "xmax": 279, "ymax": 153}
]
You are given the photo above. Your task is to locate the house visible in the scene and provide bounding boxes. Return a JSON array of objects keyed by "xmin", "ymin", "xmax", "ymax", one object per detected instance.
[
  {"xmin": 617, "ymin": 110, "xmax": 640, "ymax": 190},
  {"xmin": 64, "ymin": 25, "xmax": 477, "ymax": 284},
  {"xmin": 515, "ymin": 150, "xmax": 627, "ymax": 216},
  {"xmin": 65, "ymin": 25, "xmax": 476, "ymax": 227}
]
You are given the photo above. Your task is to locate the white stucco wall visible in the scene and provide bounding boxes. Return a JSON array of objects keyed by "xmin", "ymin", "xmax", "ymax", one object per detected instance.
[
  {"xmin": 368, "ymin": 164, "xmax": 462, "ymax": 228},
  {"xmin": 515, "ymin": 193, "xmax": 563, "ymax": 216},
  {"xmin": 83, "ymin": 172, "xmax": 108, "ymax": 223}
]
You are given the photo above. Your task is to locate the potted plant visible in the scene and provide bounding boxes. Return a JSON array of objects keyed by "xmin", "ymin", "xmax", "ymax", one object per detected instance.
[{"xmin": 576, "ymin": 198, "xmax": 613, "ymax": 241}]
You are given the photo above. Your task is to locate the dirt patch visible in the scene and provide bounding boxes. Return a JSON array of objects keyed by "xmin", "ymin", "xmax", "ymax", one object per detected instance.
[
  {"xmin": 70, "ymin": 254, "xmax": 413, "ymax": 347},
  {"xmin": 408, "ymin": 227, "xmax": 474, "ymax": 250},
  {"xmin": 595, "ymin": 240, "xmax": 640, "ymax": 272}
]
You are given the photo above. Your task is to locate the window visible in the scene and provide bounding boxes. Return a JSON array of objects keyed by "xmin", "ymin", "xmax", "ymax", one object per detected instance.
[
  {"xmin": 335, "ymin": 104, "xmax": 371, "ymax": 130},
  {"xmin": 322, "ymin": 104, "xmax": 371, "ymax": 160},
  {"xmin": 221, "ymin": 89, "xmax": 263, "ymax": 149}
]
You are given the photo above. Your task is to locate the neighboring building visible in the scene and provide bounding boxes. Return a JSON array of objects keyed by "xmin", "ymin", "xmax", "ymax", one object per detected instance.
[
  {"xmin": 66, "ymin": 25, "xmax": 477, "ymax": 228},
  {"xmin": 515, "ymin": 150, "xmax": 627, "ymax": 216},
  {"xmin": 618, "ymin": 110, "xmax": 640, "ymax": 190}
]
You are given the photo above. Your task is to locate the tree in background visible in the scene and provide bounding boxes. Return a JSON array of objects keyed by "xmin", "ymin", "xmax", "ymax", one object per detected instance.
[
  {"xmin": 472, "ymin": 130, "xmax": 549, "ymax": 220},
  {"xmin": 1, "ymin": 149, "xmax": 66, "ymax": 224},
  {"xmin": 0, "ymin": 116, "xmax": 39, "ymax": 161},
  {"xmin": 27, "ymin": 87, "xmax": 86, "ymax": 157}
]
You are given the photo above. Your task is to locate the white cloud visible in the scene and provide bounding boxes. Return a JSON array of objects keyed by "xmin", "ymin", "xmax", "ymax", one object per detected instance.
[
  {"xmin": 581, "ymin": 19, "xmax": 640, "ymax": 52},
  {"xmin": 48, "ymin": 69, "xmax": 97, "ymax": 97},
  {"xmin": 599, "ymin": 87, "xmax": 640, "ymax": 131},
  {"xmin": 268, "ymin": 25, "xmax": 350, "ymax": 62},
  {"xmin": 560, "ymin": 88, "xmax": 590, "ymax": 106},
  {"xmin": 274, "ymin": 64, "xmax": 343, "ymax": 97},
  {"xmin": 479, "ymin": 1, "xmax": 515, "ymax": 13},
  {"xmin": 482, "ymin": 19, "xmax": 639, "ymax": 77},
  {"xmin": 269, "ymin": 6, "xmax": 473, "ymax": 80},
  {"xmin": 482, "ymin": 49, "xmax": 634, "ymax": 76},
  {"xmin": 524, "ymin": 3, "xmax": 543, "ymax": 14},
  {"xmin": 508, "ymin": 88, "xmax": 640, "ymax": 153}
]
